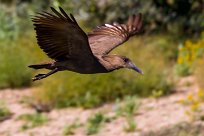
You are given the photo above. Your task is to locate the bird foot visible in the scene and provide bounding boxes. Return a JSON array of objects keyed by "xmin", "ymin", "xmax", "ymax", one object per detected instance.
[{"xmin": 32, "ymin": 74, "xmax": 46, "ymax": 81}]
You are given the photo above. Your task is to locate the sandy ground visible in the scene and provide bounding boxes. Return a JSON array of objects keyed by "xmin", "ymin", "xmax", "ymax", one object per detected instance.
[{"xmin": 0, "ymin": 76, "xmax": 203, "ymax": 136}]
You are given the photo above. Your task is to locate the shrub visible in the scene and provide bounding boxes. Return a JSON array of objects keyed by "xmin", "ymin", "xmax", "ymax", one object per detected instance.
[
  {"xmin": 60, "ymin": 0, "xmax": 204, "ymax": 35},
  {"xmin": 0, "ymin": 3, "xmax": 49, "ymax": 88},
  {"xmin": 32, "ymin": 36, "xmax": 174, "ymax": 108},
  {"xmin": 0, "ymin": 41, "xmax": 31, "ymax": 88},
  {"xmin": 115, "ymin": 96, "xmax": 140, "ymax": 117},
  {"xmin": 63, "ymin": 119, "xmax": 82, "ymax": 136},
  {"xmin": 115, "ymin": 96, "xmax": 140, "ymax": 132},
  {"xmin": 174, "ymin": 33, "xmax": 204, "ymax": 77},
  {"xmin": 0, "ymin": 33, "xmax": 45, "ymax": 89},
  {"xmin": 86, "ymin": 112, "xmax": 104, "ymax": 135},
  {"xmin": 179, "ymin": 90, "xmax": 204, "ymax": 122}
]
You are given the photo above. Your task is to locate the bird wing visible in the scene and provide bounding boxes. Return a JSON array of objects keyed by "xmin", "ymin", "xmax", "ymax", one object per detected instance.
[
  {"xmin": 32, "ymin": 7, "xmax": 94, "ymax": 61},
  {"xmin": 88, "ymin": 13, "xmax": 142, "ymax": 55}
]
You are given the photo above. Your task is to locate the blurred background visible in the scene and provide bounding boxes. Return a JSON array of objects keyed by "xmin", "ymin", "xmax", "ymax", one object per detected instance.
[{"xmin": 0, "ymin": 0, "xmax": 204, "ymax": 136}]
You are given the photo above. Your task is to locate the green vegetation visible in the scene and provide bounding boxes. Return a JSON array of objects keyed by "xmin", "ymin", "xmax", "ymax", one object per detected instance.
[
  {"xmin": 124, "ymin": 116, "xmax": 137, "ymax": 133},
  {"xmin": 179, "ymin": 89, "xmax": 204, "ymax": 122},
  {"xmin": 0, "ymin": 42, "xmax": 31, "ymax": 88},
  {"xmin": 17, "ymin": 113, "xmax": 49, "ymax": 130},
  {"xmin": 115, "ymin": 96, "xmax": 140, "ymax": 132},
  {"xmin": 0, "ymin": 33, "xmax": 48, "ymax": 89},
  {"xmin": 63, "ymin": 119, "xmax": 82, "ymax": 135},
  {"xmin": 0, "ymin": 101, "xmax": 12, "ymax": 122},
  {"xmin": 58, "ymin": 0, "xmax": 204, "ymax": 36},
  {"xmin": 0, "ymin": 2, "xmax": 48, "ymax": 88},
  {"xmin": 174, "ymin": 33, "xmax": 204, "ymax": 77},
  {"xmin": 175, "ymin": 32, "xmax": 204, "ymax": 123},
  {"xmin": 86, "ymin": 112, "xmax": 105, "ymax": 135},
  {"xmin": 116, "ymin": 96, "xmax": 140, "ymax": 117},
  {"xmin": 0, "ymin": 6, "xmax": 45, "ymax": 88}
]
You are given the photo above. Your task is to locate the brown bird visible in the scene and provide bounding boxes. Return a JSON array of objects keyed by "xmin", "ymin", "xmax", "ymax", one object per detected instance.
[{"xmin": 29, "ymin": 7, "xmax": 143, "ymax": 81}]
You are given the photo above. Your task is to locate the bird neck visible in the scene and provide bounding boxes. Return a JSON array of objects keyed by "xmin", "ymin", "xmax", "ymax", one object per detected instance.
[{"xmin": 97, "ymin": 55, "xmax": 124, "ymax": 71}]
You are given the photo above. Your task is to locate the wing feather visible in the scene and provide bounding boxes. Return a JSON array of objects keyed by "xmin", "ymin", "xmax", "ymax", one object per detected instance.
[
  {"xmin": 32, "ymin": 7, "xmax": 94, "ymax": 61},
  {"xmin": 88, "ymin": 13, "xmax": 142, "ymax": 55}
]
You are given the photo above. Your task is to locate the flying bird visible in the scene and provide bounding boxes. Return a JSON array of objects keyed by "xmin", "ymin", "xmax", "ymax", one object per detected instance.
[{"xmin": 29, "ymin": 7, "xmax": 143, "ymax": 81}]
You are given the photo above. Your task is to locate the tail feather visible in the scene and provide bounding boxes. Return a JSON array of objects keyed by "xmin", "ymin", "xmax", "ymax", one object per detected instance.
[{"xmin": 28, "ymin": 63, "xmax": 52, "ymax": 69}]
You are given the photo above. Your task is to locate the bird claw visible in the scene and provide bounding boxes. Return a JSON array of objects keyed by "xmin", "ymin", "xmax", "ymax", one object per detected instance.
[{"xmin": 32, "ymin": 74, "xmax": 46, "ymax": 81}]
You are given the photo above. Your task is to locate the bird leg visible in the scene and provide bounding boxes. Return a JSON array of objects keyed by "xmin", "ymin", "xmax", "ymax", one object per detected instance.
[{"xmin": 32, "ymin": 68, "xmax": 58, "ymax": 81}]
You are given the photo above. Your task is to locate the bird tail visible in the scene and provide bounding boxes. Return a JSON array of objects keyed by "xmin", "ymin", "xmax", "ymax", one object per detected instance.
[{"xmin": 28, "ymin": 63, "xmax": 52, "ymax": 70}]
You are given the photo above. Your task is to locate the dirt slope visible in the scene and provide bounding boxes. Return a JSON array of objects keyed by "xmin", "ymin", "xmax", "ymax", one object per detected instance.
[{"xmin": 0, "ymin": 76, "xmax": 203, "ymax": 136}]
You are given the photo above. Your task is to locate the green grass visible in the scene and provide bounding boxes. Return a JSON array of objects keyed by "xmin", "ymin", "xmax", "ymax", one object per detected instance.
[
  {"xmin": 0, "ymin": 43, "xmax": 31, "ymax": 88},
  {"xmin": 32, "ymin": 35, "xmax": 174, "ymax": 108},
  {"xmin": 0, "ymin": 29, "xmax": 49, "ymax": 89},
  {"xmin": 115, "ymin": 96, "xmax": 140, "ymax": 117},
  {"xmin": 174, "ymin": 63, "xmax": 192, "ymax": 77},
  {"xmin": 123, "ymin": 116, "xmax": 137, "ymax": 133},
  {"xmin": 115, "ymin": 96, "xmax": 140, "ymax": 133},
  {"xmin": 17, "ymin": 113, "xmax": 49, "ymax": 130},
  {"xmin": 86, "ymin": 112, "xmax": 105, "ymax": 135},
  {"xmin": 0, "ymin": 101, "xmax": 12, "ymax": 122},
  {"xmin": 63, "ymin": 119, "xmax": 82, "ymax": 136},
  {"xmin": 0, "ymin": 33, "xmax": 46, "ymax": 89}
]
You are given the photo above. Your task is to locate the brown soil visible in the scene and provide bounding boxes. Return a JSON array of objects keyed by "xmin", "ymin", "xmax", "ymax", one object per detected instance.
[{"xmin": 0, "ymin": 76, "xmax": 203, "ymax": 136}]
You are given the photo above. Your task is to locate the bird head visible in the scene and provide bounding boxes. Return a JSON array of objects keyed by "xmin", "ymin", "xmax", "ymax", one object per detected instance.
[
  {"xmin": 120, "ymin": 56, "xmax": 143, "ymax": 74},
  {"xmin": 102, "ymin": 55, "xmax": 143, "ymax": 74}
]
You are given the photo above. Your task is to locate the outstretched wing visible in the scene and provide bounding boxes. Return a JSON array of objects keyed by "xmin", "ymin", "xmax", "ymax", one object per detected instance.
[
  {"xmin": 32, "ymin": 7, "xmax": 94, "ymax": 61},
  {"xmin": 88, "ymin": 13, "xmax": 142, "ymax": 55}
]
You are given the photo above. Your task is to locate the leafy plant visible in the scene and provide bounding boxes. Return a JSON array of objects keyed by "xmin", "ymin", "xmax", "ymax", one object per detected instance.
[
  {"xmin": 179, "ymin": 90, "xmax": 204, "ymax": 122},
  {"xmin": 123, "ymin": 116, "xmax": 137, "ymax": 132},
  {"xmin": 60, "ymin": 0, "xmax": 204, "ymax": 36},
  {"xmin": 63, "ymin": 119, "xmax": 82, "ymax": 135},
  {"xmin": 174, "ymin": 63, "xmax": 191, "ymax": 77},
  {"xmin": 86, "ymin": 112, "xmax": 104, "ymax": 135},
  {"xmin": 0, "ymin": 34, "xmax": 39, "ymax": 88},
  {"xmin": 116, "ymin": 96, "xmax": 140, "ymax": 117},
  {"xmin": 0, "ymin": 101, "xmax": 12, "ymax": 122},
  {"xmin": 174, "ymin": 34, "xmax": 204, "ymax": 77},
  {"xmin": 115, "ymin": 96, "xmax": 139, "ymax": 132},
  {"xmin": 18, "ymin": 113, "xmax": 49, "ymax": 130}
]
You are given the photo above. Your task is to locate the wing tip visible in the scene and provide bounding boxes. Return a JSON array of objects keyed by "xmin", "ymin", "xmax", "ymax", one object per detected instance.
[
  {"xmin": 50, "ymin": 6, "xmax": 55, "ymax": 11},
  {"xmin": 127, "ymin": 12, "xmax": 143, "ymax": 35}
]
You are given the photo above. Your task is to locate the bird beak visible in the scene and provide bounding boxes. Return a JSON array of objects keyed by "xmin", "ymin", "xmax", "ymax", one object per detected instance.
[{"xmin": 128, "ymin": 62, "xmax": 143, "ymax": 74}]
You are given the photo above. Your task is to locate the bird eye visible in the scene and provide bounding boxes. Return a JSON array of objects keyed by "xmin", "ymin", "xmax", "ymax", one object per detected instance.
[{"xmin": 124, "ymin": 58, "xmax": 129, "ymax": 62}]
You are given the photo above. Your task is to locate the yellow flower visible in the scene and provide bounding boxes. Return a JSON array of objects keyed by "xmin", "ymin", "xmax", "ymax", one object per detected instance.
[
  {"xmin": 191, "ymin": 101, "xmax": 200, "ymax": 111},
  {"xmin": 177, "ymin": 57, "xmax": 183, "ymax": 64},
  {"xmin": 187, "ymin": 93, "xmax": 194, "ymax": 102},
  {"xmin": 185, "ymin": 40, "xmax": 193, "ymax": 49}
]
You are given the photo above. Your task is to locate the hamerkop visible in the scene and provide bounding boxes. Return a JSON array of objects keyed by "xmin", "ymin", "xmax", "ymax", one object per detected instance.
[{"xmin": 29, "ymin": 7, "xmax": 143, "ymax": 81}]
